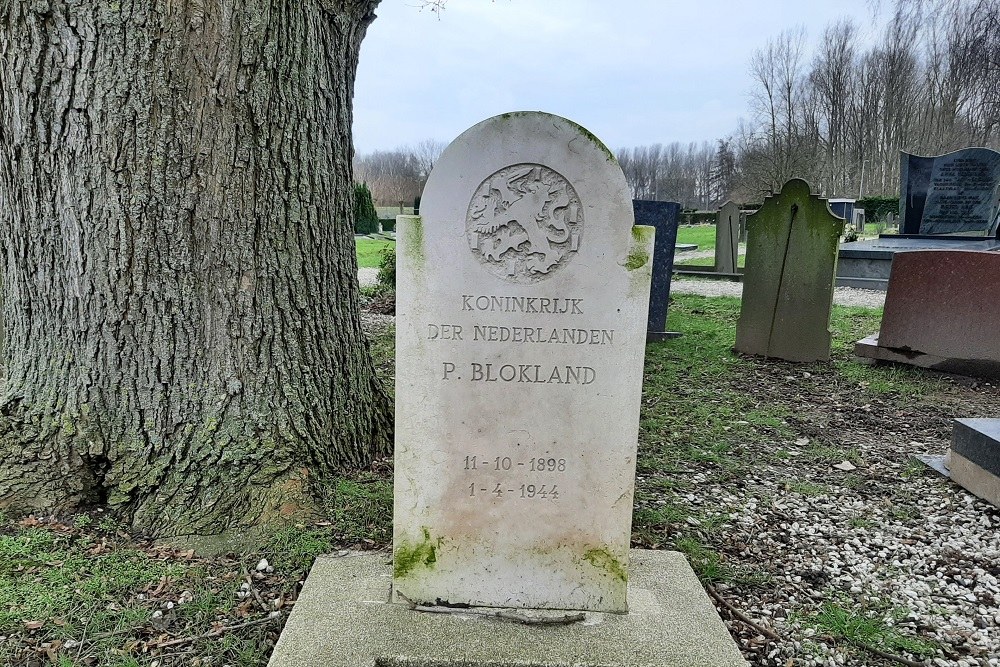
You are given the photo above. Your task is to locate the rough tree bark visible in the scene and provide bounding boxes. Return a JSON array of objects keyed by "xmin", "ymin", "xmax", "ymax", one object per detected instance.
[{"xmin": 0, "ymin": 0, "xmax": 391, "ymax": 537}]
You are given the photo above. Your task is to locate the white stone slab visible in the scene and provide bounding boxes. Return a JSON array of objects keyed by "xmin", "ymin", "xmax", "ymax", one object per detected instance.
[
  {"xmin": 393, "ymin": 112, "xmax": 654, "ymax": 613},
  {"xmin": 266, "ymin": 551, "xmax": 748, "ymax": 667}
]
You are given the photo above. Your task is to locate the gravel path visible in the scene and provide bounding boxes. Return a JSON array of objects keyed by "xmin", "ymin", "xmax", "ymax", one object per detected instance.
[
  {"xmin": 358, "ymin": 267, "xmax": 379, "ymax": 287},
  {"xmin": 672, "ymin": 278, "xmax": 886, "ymax": 309},
  {"xmin": 358, "ymin": 269, "xmax": 886, "ymax": 309}
]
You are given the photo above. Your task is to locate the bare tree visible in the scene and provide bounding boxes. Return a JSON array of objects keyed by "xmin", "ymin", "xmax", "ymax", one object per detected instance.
[
  {"xmin": 411, "ymin": 139, "xmax": 447, "ymax": 181},
  {"xmin": 737, "ymin": 0, "xmax": 999, "ymax": 199},
  {"xmin": 354, "ymin": 149, "xmax": 422, "ymax": 207}
]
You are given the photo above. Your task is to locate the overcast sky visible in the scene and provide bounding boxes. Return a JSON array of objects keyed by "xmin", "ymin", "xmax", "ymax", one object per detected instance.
[{"xmin": 353, "ymin": 0, "xmax": 882, "ymax": 153}]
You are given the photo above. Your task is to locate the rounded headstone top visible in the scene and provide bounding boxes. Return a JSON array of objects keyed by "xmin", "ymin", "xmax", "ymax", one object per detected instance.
[{"xmin": 420, "ymin": 111, "xmax": 634, "ymax": 286}]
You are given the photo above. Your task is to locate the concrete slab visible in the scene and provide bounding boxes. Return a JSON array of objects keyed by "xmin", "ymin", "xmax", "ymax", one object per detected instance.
[
  {"xmin": 854, "ymin": 333, "xmax": 1000, "ymax": 379},
  {"xmin": 267, "ymin": 550, "xmax": 747, "ymax": 667},
  {"xmin": 914, "ymin": 453, "xmax": 950, "ymax": 477},
  {"xmin": 840, "ymin": 237, "xmax": 1000, "ymax": 257},
  {"xmin": 950, "ymin": 419, "xmax": 1000, "ymax": 508},
  {"xmin": 836, "ymin": 238, "xmax": 1000, "ymax": 291}
]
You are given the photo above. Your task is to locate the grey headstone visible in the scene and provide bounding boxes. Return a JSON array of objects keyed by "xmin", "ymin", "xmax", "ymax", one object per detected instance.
[
  {"xmin": 900, "ymin": 148, "xmax": 1000, "ymax": 236},
  {"xmin": 735, "ymin": 179, "xmax": 844, "ymax": 362},
  {"xmin": 714, "ymin": 201, "xmax": 740, "ymax": 274},
  {"xmin": 953, "ymin": 418, "xmax": 1000, "ymax": 475},
  {"xmin": 827, "ymin": 199, "xmax": 856, "ymax": 232}
]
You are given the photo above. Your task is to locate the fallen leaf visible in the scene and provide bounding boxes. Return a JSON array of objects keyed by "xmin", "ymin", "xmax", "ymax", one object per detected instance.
[
  {"xmin": 23, "ymin": 620, "xmax": 44, "ymax": 630},
  {"xmin": 834, "ymin": 460, "xmax": 857, "ymax": 471}
]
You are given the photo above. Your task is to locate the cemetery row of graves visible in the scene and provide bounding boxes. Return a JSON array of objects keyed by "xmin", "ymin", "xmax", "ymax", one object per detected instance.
[
  {"xmin": 2, "ymin": 292, "xmax": 996, "ymax": 667},
  {"xmin": 3, "ymin": 115, "xmax": 1000, "ymax": 667}
]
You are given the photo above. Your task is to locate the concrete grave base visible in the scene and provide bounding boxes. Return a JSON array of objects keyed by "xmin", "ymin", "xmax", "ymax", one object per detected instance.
[
  {"xmin": 267, "ymin": 549, "xmax": 747, "ymax": 667},
  {"xmin": 915, "ymin": 419, "xmax": 1000, "ymax": 509},
  {"xmin": 950, "ymin": 418, "xmax": 1000, "ymax": 509},
  {"xmin": 854, "ymin": 334, "xmax": 1000, "ymax": 380}
]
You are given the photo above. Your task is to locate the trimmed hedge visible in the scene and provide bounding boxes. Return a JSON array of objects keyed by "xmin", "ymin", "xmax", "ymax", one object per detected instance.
[{"xmin": 857, "ymin": 196, "xmax": 900, "ymax": 221}]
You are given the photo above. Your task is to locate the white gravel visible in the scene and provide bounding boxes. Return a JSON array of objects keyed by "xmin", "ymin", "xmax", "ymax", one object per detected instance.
[
  {"xmin": 682, "ymin": 466, "xmax": 1000, "ymax": 666},
  {"xmin": 359, "ymin": 267, "xmax": 379, "ymax": 287},
  {"xmin": 672, "ymin": 277, "xmax": 886, "ymax": 309},
  {"xmin": 358, "ymin": 268, "xmax": 886, "ymax": 309}
]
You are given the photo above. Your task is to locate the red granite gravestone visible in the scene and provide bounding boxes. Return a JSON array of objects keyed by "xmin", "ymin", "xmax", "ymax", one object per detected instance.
[{"xmin": 855, "ymin": 250, "xmax": 1000, "ymax": 378}]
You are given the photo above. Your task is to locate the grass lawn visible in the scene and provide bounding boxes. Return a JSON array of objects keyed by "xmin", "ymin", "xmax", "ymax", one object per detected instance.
[
  {"xmin": 675, "ymin": 224, "xmax": 718, "ymax": 250},
  {"xmin": 3, "ymin": 293, "xmax": 995, "ymax": 666},
  {"xmin": 355, "ymin": 238, "xmax": 395, "ymax": 268},
  {"xmin": 674, "ymin": 253, "xmax": 746, "ymax": 269}
]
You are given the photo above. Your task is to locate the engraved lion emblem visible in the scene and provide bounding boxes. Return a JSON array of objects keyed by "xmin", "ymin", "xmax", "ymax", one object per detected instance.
[{"xmin": 466, "ymin": 164, "xmax": 582, "ymax": 283}]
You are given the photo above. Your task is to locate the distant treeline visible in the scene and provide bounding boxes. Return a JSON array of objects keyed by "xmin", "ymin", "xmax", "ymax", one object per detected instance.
[
  {"xmin": 355, "ymin": 0, "xmax": 997, "ymax": 214},
  {"xmin": 618, "ymin": 0, "xmax": 998, "ymax": 208}
]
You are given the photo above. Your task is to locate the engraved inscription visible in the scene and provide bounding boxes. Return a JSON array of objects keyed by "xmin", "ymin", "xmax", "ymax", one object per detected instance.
[
  {"xmin": 441, "ymin": 362, "xmax": 597, "ymax": 384},
  {"xmin": 463, "ymin": 454, "xmax": 566, "ymax": 501},
  {"xmin": 925, "ymin": 157, "xmax": 1000, "ymax": 230},
  {"xmin": 467, "ymin": 164, "xmax": 583, "ymax": 284},
  {"xmin": 462, "ymin": 294, "xmax": 584, "ymax": 314},
  {"xmin": 428, "ymin": 324, "xmax": 614, "ymax": 346}
]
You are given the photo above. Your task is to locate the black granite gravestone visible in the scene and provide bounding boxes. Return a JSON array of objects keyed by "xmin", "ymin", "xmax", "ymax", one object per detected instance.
[
  {"xmin": 633, "ymin": 200, "xmax": 681, "ymax": 341},
  {"xmin": 900, "ymin": 148, "xmax": 1000, "ymax": 237}
]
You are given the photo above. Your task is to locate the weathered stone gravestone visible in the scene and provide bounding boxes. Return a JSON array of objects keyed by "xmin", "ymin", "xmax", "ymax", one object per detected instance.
[
  {"xmin": 633, "ymin": 200, "xmax": 681, "ymax": 341},
  {"xmin": 714, "ymin": 200, "xmax": 741, "ymax": 274},
  {"xmin": 267, "ymin": 112, "xmax": 748, "ymax": 667},
  {"xmin": 393, "ymin": 112, "xmax": 654, "ymax": 612},
  {"xmin": 735, "ymin": 179, "xmax": 844, "ymax": 362},
  {"xmin": 854, "ymin": 250, "xmax": 1000, "ymax": 378},
  {"xmin": 900, "ymin": 147, "xmax": 1000, "ymax": 237}
]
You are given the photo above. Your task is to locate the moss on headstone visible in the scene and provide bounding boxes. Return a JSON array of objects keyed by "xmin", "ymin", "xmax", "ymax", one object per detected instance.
[{"xmin": 735, "ymin": 179, "xmax": 844, "ymax": 362}]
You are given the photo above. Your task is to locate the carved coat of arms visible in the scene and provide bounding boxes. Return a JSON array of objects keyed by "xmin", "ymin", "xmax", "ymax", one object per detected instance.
[{"xmin": 466, "ymin": 164, "xmax": 583, "ymax": 283}]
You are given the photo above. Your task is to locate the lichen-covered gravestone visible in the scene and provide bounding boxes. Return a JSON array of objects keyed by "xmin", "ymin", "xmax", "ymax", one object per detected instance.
[
  {"xmin": 735, "ymin": 179, "xmax": 844, "ymax": 362},
  {"xmin": 393, "ymin": 112, "xmax": 654, "ymax": 612},
  {"xmin": 715, "ymin": 200, "xmax": 741, "ymax": 274}
]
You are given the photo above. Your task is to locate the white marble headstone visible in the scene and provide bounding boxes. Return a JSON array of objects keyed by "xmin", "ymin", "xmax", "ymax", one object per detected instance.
[{"xmin": 392, "ymin": 112, "xmax": 654, "ymax": 613}]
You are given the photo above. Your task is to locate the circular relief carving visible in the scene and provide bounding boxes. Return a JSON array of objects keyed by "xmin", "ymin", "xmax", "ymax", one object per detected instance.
[{"xmin": 466, "ymin": 164, "xmax": 583, "ymax": 284}]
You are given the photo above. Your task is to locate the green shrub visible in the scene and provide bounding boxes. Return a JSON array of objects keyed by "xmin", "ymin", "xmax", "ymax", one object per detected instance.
[
  {"xmin": 353, "ymin": 182, "xmax": 380, "ymax": 235},
  {"xmin": 376, "ymin": 246, "xmax": 395, "ymax": 289}
]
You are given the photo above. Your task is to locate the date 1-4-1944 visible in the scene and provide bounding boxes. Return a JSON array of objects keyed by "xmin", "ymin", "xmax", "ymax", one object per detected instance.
[{"xmin": 469, "ymin": 483, "xmax": 559, "ymax": 500}]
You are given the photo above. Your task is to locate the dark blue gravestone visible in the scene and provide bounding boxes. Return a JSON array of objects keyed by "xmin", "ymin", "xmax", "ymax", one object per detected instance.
[
  {"xmin": 900, "ymin": 148, "xmax": 1000, "ymax": 237},
  {"xmin": 633, "ymin": 200, "xmax": 681, "ymax": 341},
  {"xmin": 828, "ymin": 199, "xmax": 857, "ymax": 228}
]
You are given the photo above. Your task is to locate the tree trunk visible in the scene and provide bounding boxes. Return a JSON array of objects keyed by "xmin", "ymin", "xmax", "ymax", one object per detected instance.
[{"xmin": 0, "ymin": 0, "xmax": 391, "ymax": 537}]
